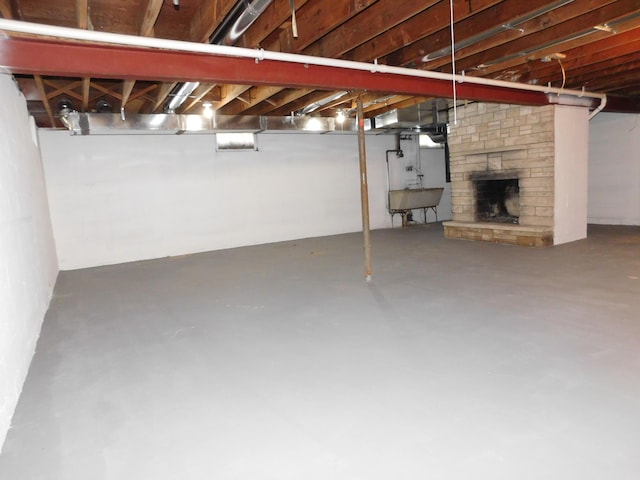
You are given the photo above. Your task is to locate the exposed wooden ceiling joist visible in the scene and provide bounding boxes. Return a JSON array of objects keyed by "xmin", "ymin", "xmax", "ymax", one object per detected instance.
[
  {"xmin": 0, "ymin": 0, "xmax": 13, "ymax": 19},
  {"xmin": 121, "ymin": 80, "xmax": 136, "ymax": 109},
  {"xmin": 303, "ymin": 0, "xmax": 441, "ymax": 59},
  {"xmin": 491, "ymin": 28, "xmax": 640, "ymax": 83},
  {"xmin": 150, "ymin": 82, "xmax": 178, "ymax": 113},
  {"xmin": 90, "ymin": 82, "xmax": 123, "ymax": 101},
  {"xmin": 181, "ymin": 84, "xmax": 220, "ymax": 113},
  {"xmin": 33, "ymin": 75, "xmax": 55, "ymax": 127},
  {"xmin": 235, "ymin": 0, "xmax": 314, "ymax": 49},
  {"xmin": 128, "ymin": 83, "xmax": 158, "ymax": 103},
  {"xmin": 118, "ymin": 0, "xmax": 165, "ymax": 110},
  {"xmin": 346, "ymin": 0, "xmax": 503, "ymax": 64},
  {"xmin": 220, "ymin": 86, "xmax": 288, "ymax": 115},
  {"xmin": 243, "ymin": 88, "xmax": 315, "ymax": 116},
  {"xmin": 76, "ymin": 0, "xmax": 89, "ymax": 29},
  {"xmin": 363, "ymin": 96, "xmax": 432, "ymax": 117},
  {"xmin": 447, "ymin": 0, "xmax": 639, "ymax": 74},
  {"xmin": 139, "ymin": 0, "xmax": 164, "ymax": 37},
  {"xmin": 1, "ymin": 0, "xmax": 639, "ymax": 128},
  {"xmin": 224, "ymin": 0, "xmax": 386, "ymax": 113},
  {"xmin": 244, "ymin": 0, "xmax": 496, "ymax": 115},
  {"xmin": 43, "ymin": 79, "xmax": 83, "ymax": 101},
  {"xmin": 214, "ymin": 84, "xmax": 252, "ymax": 109},
  {"xmin": 473, "ymin": 17, "xmax": 640, "ymax": 78},
  {"xmin": 189, "ymin": 0, "xmax": 238, "ymax": 43},
  {"xmin": 81, "ymin": 77, "xmax": 90, "ymax": 111},
  {"xmin": 76, "ymin": 0, "xmax": 92, "ymax": 113},
  {"xmin": 268, "ymin": 90, "xmax": 342, "ymax": 117},
  {"xmin": 8, "ymin": 34, "xmax": 590, "ymax": 108}
]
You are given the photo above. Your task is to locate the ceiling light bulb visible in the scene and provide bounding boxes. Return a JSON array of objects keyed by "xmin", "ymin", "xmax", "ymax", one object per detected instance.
[
  {"xmin": 336, "ymin": 110, "xmax": 346, "ymax": 124},
  {"xmin": 203, "ymin": 102, "xmax": 214, "ymax": 119},
  {"xmin": 304, "ymin": 117, "xmax": 324, "ymax": 132}
]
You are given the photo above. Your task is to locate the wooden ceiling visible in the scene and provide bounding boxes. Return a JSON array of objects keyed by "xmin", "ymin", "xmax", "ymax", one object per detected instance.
[{"xmin": 2, "ymin": 0, "xmax": 640, "ymax": 128}]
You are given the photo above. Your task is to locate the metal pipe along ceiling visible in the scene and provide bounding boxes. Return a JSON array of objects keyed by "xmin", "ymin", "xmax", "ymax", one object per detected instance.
[
  {"xmin": 165, "ymin": 81, "xmax": 199, "ymax": 113},
  {"xmin": 421, "ymin": 0, "xmax": 575, "ymax": 62},
  {"xmin": 166, "ymin": 0, "xmax": 274, "ymax": 112},
  {"xmin": 222, "ymin": 0, "xmax": 274, "ymax": 46},
  {"xmin": 0, "ymin": 19, "xmax": 607, "ymax": 118}
]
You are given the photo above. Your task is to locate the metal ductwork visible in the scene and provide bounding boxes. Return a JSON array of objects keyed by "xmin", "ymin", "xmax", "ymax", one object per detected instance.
[
  {"xmin": 58, "ymin": 112, "xmax": 381, "ymax": 135},
  {"xmin": 373, "ymin": 99, "xmax": 449, "ymax": 141},
  {"xmin": 297, "ymin": 91, "xmax": 349, "ymax": 115},
  {"xmin": 165, "ymin": 82, "xmax": 200, "ymax": 113},
  {"xmin": 219, "ymin": 0, "xmax": 274, "ymax": 46},
  {"xmin": 164, "ymin": 0, "xmax": 274, "ymax": 113},
  {"xmin": 421, "ymin": 0, "xmax": 575, "ymax": 63}
]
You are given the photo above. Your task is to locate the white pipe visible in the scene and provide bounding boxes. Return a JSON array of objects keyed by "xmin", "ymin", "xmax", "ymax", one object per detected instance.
[
  {"xmin": 588, "ymin": 94, "xmax": 607, "ymax": 119},
  {"xmin": 0, "ymin": 19, "xmax": 607, "ymax": 117},
  {"xmin": 448, "ymin": 0, "xmax": 458, "ymax": 125}
]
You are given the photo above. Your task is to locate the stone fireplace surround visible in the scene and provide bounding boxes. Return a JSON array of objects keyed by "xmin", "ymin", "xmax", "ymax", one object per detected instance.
[{"xmin": 443, "ymin": 103, "xmax": 588, "ymax": 247}]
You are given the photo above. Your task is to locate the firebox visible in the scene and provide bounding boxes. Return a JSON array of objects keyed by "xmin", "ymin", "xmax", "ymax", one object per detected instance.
[{"xmin": 474, "ymin": 178, "xmax": 519, "ymax": 224}]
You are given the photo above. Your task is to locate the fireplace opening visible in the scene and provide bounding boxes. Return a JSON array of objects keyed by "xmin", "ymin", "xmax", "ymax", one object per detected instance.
[{"xmin": 474, "ymin": 178, "xmax": 519, "ymax": 224}]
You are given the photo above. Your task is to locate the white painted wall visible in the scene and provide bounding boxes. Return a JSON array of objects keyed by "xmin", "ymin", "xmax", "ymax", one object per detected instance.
[
  {"xmin": 40, "ymin": 131, "xmax": 397, "ymax": 270},
  {"xmin": 418, "ymin": 142, "xmax": 452, "ymax": 222},
  {"xmin": 0, "ymin": 75, "xmax": 58, "ymax": 452},
  {"xmin": 554, "ymin": 106, "xmax": 589, "ymax": 245},
  {"xmin": 588, "ymin": 113, "xmax": 640, "ymax": 225}
]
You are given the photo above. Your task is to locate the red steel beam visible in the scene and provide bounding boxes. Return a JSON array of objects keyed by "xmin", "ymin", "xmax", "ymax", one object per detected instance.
[
  {"xmin": 600, "ymin": 93, "xmax": 640, "ymax": 114},
  {"xmin": 0, "ymin": 36, "xmax": 598, "ymax": 109}
]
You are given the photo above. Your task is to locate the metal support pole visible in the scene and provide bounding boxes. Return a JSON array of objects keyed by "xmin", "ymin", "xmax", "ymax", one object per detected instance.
[{"xmin": 357, "ymin": 95, "xmax": 372, "ymax": 282}]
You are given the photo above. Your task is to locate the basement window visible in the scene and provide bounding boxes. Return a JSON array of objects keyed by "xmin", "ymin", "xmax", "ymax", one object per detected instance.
[{"xmin": 216, "ymin": 132, "xmax": 257, "ymax": 151}]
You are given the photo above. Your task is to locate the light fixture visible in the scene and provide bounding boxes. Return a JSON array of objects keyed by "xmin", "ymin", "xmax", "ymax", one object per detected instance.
[
  {"xmin": 57, "ymin": 98, "xmax": 73, "ymax": 114},
  {"xmin": 57, "ymin": 98, "xmax": 74, "ymax": 128},
  {"xmin": 304, "ymin": 117, "xmax": 325, "ymax": 132},
  {"xmin": 96, "ymin": 99, "xmax": 112, "ymax": 113},
  {"xmin": 202, "ymin": 101, "xmax": 214, "ymax": 119},
  {"xmin": 593, "ymin": 24, "xmax": 616, "ymax": 34},
  {"xmin": 336, "ymin": 110, "xmax": 346, "ymax": 125},
  {"xmin": 541, "ymin": 52, "xmax": 566, "ymax": 62}
]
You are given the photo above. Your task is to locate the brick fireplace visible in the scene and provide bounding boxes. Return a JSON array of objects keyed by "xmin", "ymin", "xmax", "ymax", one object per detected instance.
[{"xmin": 443, "ymin": 103, "xmax": 589, "ymax": 247}]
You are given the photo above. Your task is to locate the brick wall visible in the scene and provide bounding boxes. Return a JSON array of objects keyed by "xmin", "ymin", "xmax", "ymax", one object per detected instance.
[{"xmin": 448, "ymin": 103, "xmax": 555, "ymax": 228}]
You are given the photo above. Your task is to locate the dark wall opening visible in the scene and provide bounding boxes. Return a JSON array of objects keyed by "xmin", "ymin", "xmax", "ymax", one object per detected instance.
[{"xmin": 474, "ymin": 178, "xmax": 519, "ymax": 224}]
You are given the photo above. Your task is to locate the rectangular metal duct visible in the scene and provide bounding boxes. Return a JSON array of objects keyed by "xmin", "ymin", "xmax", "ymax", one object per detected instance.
[
  {"xmin": 63, "ymin": 113, "xmax": 264, "ymax": 135},
  {"xmin": 61, "ymin": 113, "xmax": 379, "ymax": 135},
  {"xmin": 373, "ymin": 100, "xmax": 449, "ymax": 133}
]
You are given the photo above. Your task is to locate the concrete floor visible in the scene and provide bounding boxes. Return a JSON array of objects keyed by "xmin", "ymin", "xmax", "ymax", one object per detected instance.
[{"xmin": 1, "ymin": 224, "xmax": 639, "ymax": 480}]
